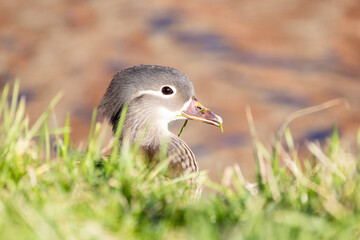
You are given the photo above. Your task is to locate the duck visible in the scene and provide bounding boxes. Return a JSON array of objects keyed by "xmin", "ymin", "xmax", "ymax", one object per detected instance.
[{"xmin": 99, "ymin": 64, "xmax": 222, "ymax": 178}]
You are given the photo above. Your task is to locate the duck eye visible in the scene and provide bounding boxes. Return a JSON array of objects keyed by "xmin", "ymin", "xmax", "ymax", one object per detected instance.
[{"xmin": 161, "ymin": 86, "xmax": 174, "ymax": 95}]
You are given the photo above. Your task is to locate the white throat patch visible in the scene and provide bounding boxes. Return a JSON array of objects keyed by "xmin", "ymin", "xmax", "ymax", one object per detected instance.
[{"xmin": 157, "ymin": 98, "xmax": 192, "ymax": 133}]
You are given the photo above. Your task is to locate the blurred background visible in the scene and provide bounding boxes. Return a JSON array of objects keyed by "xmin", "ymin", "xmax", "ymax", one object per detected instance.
[{"xmin": 1, "ymin": 0, "xmax": 359, "ymax": 180}]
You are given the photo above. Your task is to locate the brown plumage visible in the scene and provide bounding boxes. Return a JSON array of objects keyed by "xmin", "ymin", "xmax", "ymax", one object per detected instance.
[{"xmin": 99, "ymin": 65, "xmax": 222, "ymax": 182}]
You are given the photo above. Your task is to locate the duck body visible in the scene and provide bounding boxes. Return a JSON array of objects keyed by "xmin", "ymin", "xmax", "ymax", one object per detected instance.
[{"xmin": 99, "ymin": 65, "xmax": 222, "ymax": 177}]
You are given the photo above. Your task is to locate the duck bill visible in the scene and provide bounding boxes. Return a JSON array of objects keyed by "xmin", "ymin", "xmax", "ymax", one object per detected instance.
[{"xmin": 181, "ymin": 98, "xmax": 223, "ymax": 128}]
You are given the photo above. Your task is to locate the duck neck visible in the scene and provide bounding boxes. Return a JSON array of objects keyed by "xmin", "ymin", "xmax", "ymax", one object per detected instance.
[
  {"xmin": 119, "ymin": 106, "xmax": 198, "ymax": 175},
  {"xmin": 121, "ymin": 106, "xmax": 170, "ymax": 151}
]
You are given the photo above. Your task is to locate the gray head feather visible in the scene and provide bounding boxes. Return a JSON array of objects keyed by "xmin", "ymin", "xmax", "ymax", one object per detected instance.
[{"xmin": 99, "ymin": 65, "xmax": 195, "ymax": 132}]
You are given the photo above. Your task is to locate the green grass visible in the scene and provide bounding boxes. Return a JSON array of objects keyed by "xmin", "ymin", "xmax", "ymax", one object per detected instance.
[{"xmin": 0, "ymin": 82, "xmax": 360, "ymax": 239}]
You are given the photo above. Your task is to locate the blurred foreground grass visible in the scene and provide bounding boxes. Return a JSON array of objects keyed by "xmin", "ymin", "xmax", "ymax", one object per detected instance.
[{"xmin": 0, "ymin": 82, "xmax": 360, "ymax": 240}]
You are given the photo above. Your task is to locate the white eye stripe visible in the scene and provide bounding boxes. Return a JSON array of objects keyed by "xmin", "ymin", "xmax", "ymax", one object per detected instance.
[{"xmin": 137, "ymin": 85, "xmax": 177, "ymax": 99}]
